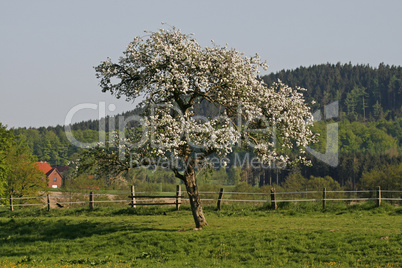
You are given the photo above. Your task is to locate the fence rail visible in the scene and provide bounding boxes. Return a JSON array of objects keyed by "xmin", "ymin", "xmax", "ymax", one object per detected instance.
[{"xmin": 1, "ymin": 186, "xmax": 401, "ymax": 211}]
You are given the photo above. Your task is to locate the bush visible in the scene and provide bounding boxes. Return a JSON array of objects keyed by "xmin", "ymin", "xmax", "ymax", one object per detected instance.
[
  {"xmin": 360, "ymin": 163, "xmax": 402, "ymax": 192},
  {"xmin": 231, "ymin": 183, "xmax": 256, "ymax": 200}
]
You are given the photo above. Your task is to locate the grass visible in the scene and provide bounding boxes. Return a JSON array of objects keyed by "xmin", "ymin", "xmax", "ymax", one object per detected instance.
[{"xmin": 0, "ymin": 202, "xmax": 401, "ymax": 267}]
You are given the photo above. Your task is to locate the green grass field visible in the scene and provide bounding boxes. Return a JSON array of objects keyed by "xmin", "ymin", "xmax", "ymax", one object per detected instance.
[{"xmin": 0, "ymin": 202, "xmax": 401, "ymax": 267}]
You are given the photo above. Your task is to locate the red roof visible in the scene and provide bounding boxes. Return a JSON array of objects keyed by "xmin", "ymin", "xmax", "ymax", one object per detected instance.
[{"xmin": 36, "ymin": 162, "xmax": 53, "ymax": 175}]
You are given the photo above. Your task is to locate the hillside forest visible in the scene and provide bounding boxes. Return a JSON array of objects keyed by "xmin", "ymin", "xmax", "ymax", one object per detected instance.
[{"xmin": 2, "ymin": 63, "xmax": 401, "ymax": 196}]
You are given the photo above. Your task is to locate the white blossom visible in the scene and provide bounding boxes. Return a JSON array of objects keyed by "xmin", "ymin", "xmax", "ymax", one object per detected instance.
[{"xmin": 92, "ymin": 27, "xmax": 315, "ymax": 167}]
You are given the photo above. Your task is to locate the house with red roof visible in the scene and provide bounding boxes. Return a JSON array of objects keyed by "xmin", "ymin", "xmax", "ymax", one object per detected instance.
[{"xmin": 36, "ymin": 161, "xmax": 63, "ymax": 189}]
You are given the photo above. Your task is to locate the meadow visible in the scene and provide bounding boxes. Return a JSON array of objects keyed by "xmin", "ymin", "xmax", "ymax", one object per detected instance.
[{"xmin": 0, "ymin": 202, "xmax": 401, "ymax": 267}]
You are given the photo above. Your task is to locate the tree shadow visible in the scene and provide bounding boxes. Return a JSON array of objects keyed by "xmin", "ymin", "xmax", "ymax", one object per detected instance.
[{"xmin": 0, "ymin": 217, "xmax": 177, "ymax": 258}]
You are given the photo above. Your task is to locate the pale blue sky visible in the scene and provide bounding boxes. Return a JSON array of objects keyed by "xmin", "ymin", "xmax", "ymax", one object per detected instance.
[{"xmin": 1, "ymin": 0, "xmax": 401, "ymax": 128}]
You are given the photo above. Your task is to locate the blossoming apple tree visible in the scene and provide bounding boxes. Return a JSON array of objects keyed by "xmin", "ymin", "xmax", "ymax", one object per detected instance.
[{"xmin": 77, "ymin": 27, "xmax": 315, "ymax": 228}]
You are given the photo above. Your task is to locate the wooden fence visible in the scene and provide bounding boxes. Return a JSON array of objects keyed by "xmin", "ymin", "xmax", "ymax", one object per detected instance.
[{"xmin": 1, "ymin": 186, "xmax": 401, "ymax": 212}]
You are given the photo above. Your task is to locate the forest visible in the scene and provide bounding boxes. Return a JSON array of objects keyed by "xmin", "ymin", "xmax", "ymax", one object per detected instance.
[
  {"xmin": 262, "ymin": 62, "xmax": 401, "ymax": 121},
  {"xmin": 3, "ymin": 63, "xmax": 401, "ymax": 195}
]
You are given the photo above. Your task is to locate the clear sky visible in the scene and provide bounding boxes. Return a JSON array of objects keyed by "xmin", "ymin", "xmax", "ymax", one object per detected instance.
[{"xmin": 1, "ymin": 0, "xmax": 401, "ymax": 128}]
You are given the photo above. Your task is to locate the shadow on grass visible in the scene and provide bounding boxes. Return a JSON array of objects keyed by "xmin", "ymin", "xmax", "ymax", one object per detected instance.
[
  {"xmin": 0, "ymin": 215, "xmax": 178, "ymax": 258},
  {"xmin": 0, "ymin": 205, "xmax": 182, "ymax": 217},
  {"xmin": 111, "ymin": 206, "xmax": 179, "ymax": 216}
]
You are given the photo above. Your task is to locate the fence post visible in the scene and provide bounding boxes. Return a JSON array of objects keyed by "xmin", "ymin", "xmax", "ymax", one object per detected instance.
[
  {"xmin": 176, "ymin": 185, "xmax": 181, "ymax": 211},
  {"xmin": 10, "ymin": 195, "xmax": 13, "ymax": 212},
  {"xmin": 376, "ymin": 186, "xmax": 381, "ymax": 207},
  {"xmin": 89, "ymin": 191, "xmax": 94, "ymax": 210},
  {"xmin": 270, "ymin": 188, "xmax": 277, "ymax": 210},
  {"xmin": 322, "ymin": 187, "xmax": 326, "ymax": 210},
  {"xmin": 130, "ymin": 185, "xmax": 136, "ymax": 208},
  {"xmin": 47, "ymin": 194, "xmax": 50, "ymax": 211},
  {"xmin": 217, "ymin": 188, "xmax": 224, "ymax": 211}
]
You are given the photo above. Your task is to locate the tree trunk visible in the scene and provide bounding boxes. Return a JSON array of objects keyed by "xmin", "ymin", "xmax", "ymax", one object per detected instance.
[{"xmin": 184, "ymin": 167, "xmax": 207, "ymax": 229}]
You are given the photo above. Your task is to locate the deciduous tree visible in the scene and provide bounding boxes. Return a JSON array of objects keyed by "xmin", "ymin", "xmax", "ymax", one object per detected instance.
[
  {"xmin": 0, "ymin": 123, "xmax": 13, "ymax": 198},
  {"xmin": 75, "ymin": 27, "xmax": 315, "ymax": 228},
  {"xmin": 6, "ymin": 136, "xmax": 47, "ymax": 198}
]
